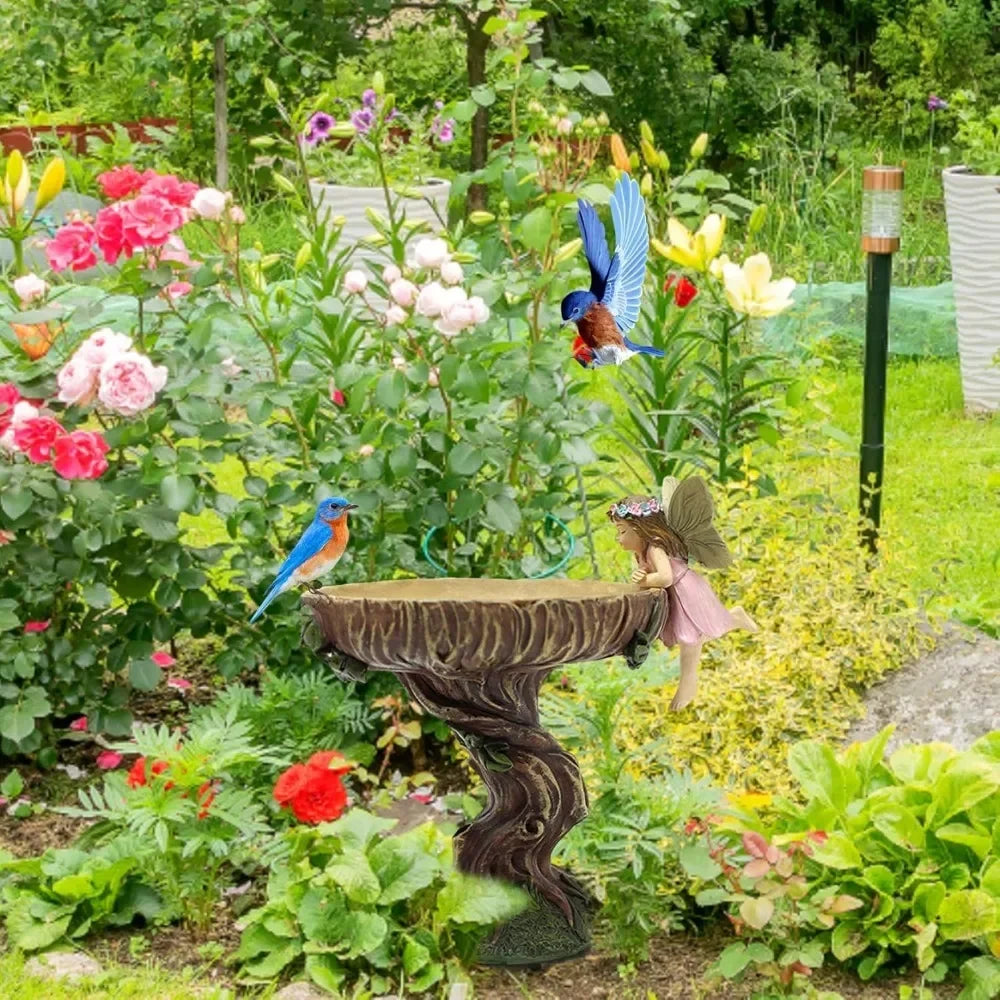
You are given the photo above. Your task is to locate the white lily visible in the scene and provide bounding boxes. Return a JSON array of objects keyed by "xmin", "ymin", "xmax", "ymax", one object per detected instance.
[{"xmin": 721, "ymin": 253, "xmax": 796, "ymax": 318}]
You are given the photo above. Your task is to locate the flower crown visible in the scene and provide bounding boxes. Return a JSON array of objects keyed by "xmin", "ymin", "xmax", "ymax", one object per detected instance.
[{"xmin": 609, "ymin": 497, "xmax": 662, "ymax": 519}]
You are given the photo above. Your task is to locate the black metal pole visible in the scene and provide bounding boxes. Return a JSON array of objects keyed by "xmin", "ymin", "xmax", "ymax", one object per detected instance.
[{"xmin": 859, "ymin": 251, "xmax": 892, "ymax": 554}]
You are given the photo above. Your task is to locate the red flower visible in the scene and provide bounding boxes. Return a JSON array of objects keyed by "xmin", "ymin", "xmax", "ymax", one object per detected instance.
[
  {"xmin": 196, "ymin": 781, "xmax": 215, "ymax": 819},
  {"xmin": 0, "ymin": 530, "xmax": 13, "ymax": 545},
  {"xmin": 273, "ymin": 763, "xmax": 312, "ymax": 805},
  {"xmin": 94, "ymin": 205, "xmax": 129, "ymax": 265},
  {"xmin": 120, "ymin": 195, "xmax": 184, "ymax": 251},
  {"xmin": 330, "ymin": 387, "xmax": 346, "ymax": 408},
  {"xmin": 151, "ymin": 651, "xmax": 176, "ymax": 668},
  {"xmin": 96, "ymin": 750, "xmax": 123, "ymax": 769},
  {"xmin": 24, "ymin": 620, "xmax": 50, "ymax": 633},
  {"xmin": 46, "ymin": 222, "xmax": 98, "ymax": 272},
  {"xmin": 673, "ymin": 276, "xmax": 698, "ymax": 307},
  {"xmin": 126, "ymin": 756, "xmax": 169, "ymax": 788},
  {"xmin": 51, "ymin": 430, "xmax": 110, "ymax": 480},
  {"xmin": 140, "ymin": 173, "xmax": 198, "ymax": 209},
  {"xmin": 663, "ymin": 275, "xmax": 677, "ymax": 292},
  {"xmin": 288, "ymin": 767, "xmax": 348, "ymax": 824},
  {"xmin": 307, "ymin": 750, "xmax": 353, "ymax": 775},
  {"xmin": 13, "ymin": 416, "xmax": 64, "ymax": 463},
  {"xmin": 97, "ymin": 165, "xmax": 149, "ymax": 201},
  {"xmin": 69, "ymin": 716, "xmax": 88, "ymax": 731},
  {"xmin": 166, "ymin": 677, "xmax": 192, "ymax": 691},
  {"xmin": 0, "ymin": 384, "xmax": 21, "ymax": 434}
]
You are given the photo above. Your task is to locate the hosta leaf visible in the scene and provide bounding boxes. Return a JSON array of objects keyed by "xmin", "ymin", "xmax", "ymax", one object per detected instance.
[
  {"xmin": 435, "ymin": 872, "xmax": 528, "ymax": 925},
  {"xmin": 326, "ymin": 848, "xmax": 381, "ymax": 904}
]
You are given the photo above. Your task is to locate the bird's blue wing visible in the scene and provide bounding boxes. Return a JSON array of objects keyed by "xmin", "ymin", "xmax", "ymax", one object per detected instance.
[
  {"xmin": 601, "ymin": 174, "xmax": 649, "ymax": 335},
  {"xmin": 271, "ymin": 518, "xmax": 330, "ymax": 581},
  {"xmin": 576, "ymin": 199, "xmax": 613, "ymax": 299}
]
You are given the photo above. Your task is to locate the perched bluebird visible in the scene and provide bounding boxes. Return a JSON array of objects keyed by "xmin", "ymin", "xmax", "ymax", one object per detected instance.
[
  {"xmin": 561, "ymin": 173, "xmax": 662, "ymax": 368},
  {"xmin": 249, "ymin": 497, "xmax": 357, "ymax": 623}
]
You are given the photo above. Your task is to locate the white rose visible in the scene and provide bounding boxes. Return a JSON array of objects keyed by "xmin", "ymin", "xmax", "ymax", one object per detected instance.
[
  {"xmin": 191, "ymin": 187, "xmax": 228, "ymax": 220},
  {"xmin": 413, "ymin": 237, "xmax": 450, "ymax": 270},
  {"xmin": 439, "ymin": 260, "xmax": 463, "ymax": 285}
]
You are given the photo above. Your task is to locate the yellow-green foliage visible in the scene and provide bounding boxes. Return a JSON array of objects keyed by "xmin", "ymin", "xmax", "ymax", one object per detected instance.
[{"xmin": 557, "ymin": 468, "xmax": 937, "ymax": 797}]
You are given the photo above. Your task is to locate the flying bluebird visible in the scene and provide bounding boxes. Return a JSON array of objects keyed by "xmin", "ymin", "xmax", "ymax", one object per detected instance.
[
  {"xmin": 561, "ymin": 173, "xmax": 662, "ymax": 368},
  {"xmin": 249, "ymin": 496, "xmax": 357, "ymax": 623}
]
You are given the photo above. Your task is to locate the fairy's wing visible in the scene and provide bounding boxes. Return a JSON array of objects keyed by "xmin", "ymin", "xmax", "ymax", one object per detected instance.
[
  {"xmin": 667, "ymin": 477, "xmax": 733, "ymax": 569},
  {"xmin": 661, "ymin": 476, "xmax": 680, "ymax": 508}
]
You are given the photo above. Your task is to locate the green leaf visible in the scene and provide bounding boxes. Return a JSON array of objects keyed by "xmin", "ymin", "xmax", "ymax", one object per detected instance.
[
  {"xmin": 788, "ymin": 740, "xmax": 850, "ymax": 813},
  {"xmin": 81, "ymin": 582, "xmax": 113, "ymax": 608},
  {"xmin": 0, "ymin": 703, "xmax": 38, "ymax": 743},
  {"xmin": 1, "ymin": 769, "xmax": 23, "ymax": 798},
  {"xmin": 452, "ymin": 491, "xmax": 483, "ymax": 520},
  {"xmin": 872, "ymin": 803, "xmax": 926, "ymax": 851},
  {"xmin": 562, "ymin": 437, "xmax": 596, "ymax": 464},
  {"xmin": 739, "ymin": 896, "xmax": 774, "ymax": 929},
  {"xmin": 246, "ymin": 397, "xmax": 273, "ymax": 424},
  {"xmin": 831, "ymin": 921, "xmax": 868, "ymax": 961},
  {"xmin": 936, "ymin": 822, "xmax": 992, "ymax": 859},
  {"xmin": 471, "ymin": 85, "xmax": 496, "ymax": 107},
  {"xmin": 809, "ymin": 831, "xmax": 862, "ymax": 869},
  {"xmin": 579, "ymin": 69, "xmax": 613, "ymax": 97},
  {"xmin": 519, "ymin": 206, "xmax": 553, "ymax": 253},
  {"xmin": 242, "ymin": 940, "xmax": 302, "ymax": 978},
  {"xmin": 938, "ymin": 890, "xmax": 1000, "ymax": 941},
  {"xmin": 448, "ymin": 442, "xmax": 484, "ymax": 476},
  {"xmin": 957, "ymin": 956, "xmax": 1000, "ymax": 1000},
  {"xmin": 305, "ymin": 953, "xmax": 346, "ymax": 992},
  {"xmin": 131, "ymin": 506, "xmax": 179, "ymax": 542},
  {"xmin": 435, "ymin": 872, "xmax": 528, "ymax": 925},
  {"xmin": 485, "ymin": 495, "xmax": 521, "ymax": 534},
  {"xmin": 1, "ymin": 488, "xmax": 31, "ymax": 520},
  {"xmin": 715, "ymin": 942, "xmax": 751, "ymax": 978},
  {"xmin": 324, "ymin": 809, "xmax": 397, "ymax": 852},
  {"xmin": 927, "ymin": 761, "xmax": 998, "ymax": 827},
  {"xmin": 455, "ymin": 361, "xmax": 490, "ymax": 404},
  {"xmin": 326, "ymin": 849, "xmax": 382, "ymax": 905},
  {"xmin": 912, "ymin": 882, "xmax": 947, "ymax": 922},
  {"xmin": 403, "ymin": 937, "xmax": 431, "ymax": 975},
  {"xmin": 389, "ymin": 445, "xmax": 417, "ymax": 479},
  {"xmin": 129, "ymin": 658, "xmax": 161, "ymax": 692},
  {"xmin": 160, "ymin": 474, "xmax": 197, "ymax": 512},
  {"xmin": 369, "ymin": 837, "xmax": 440, "ymax": 905},
  {"xmin": 679, "ymin": 843, "xmax": 723, "ymax": 880},
  {"xmin": 375, "ymin": 371, "xmax": 406, "ymax": 411}
]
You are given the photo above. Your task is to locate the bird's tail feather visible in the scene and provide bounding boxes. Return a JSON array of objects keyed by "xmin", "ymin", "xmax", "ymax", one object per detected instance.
[
  {"xmin": 623, "ymin": 336, "xmax": 665, "ymax": 358},
  {"xmin": 249, "ymin": 575, "xmax": 291, "ymax": 623}
]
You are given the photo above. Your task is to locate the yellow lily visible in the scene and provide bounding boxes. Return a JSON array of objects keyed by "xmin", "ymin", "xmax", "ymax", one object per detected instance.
[
  {"xmin": 610, "ymin": 134, "xmax": 630, "ymax": 172},
  {"xmin": 3, "ymin": 150, "xmax": 30, "ymax": 215},
  {"xmin": 656, "ymin": 213, "xmax": 726, "ymax": 271},
  {"xmin": 721, "ymin": 252, "xmax": 796, "ymax": 318},
  {"xmin": 34, "ymin": 157, "xmax": 66, "ymax": 212}
]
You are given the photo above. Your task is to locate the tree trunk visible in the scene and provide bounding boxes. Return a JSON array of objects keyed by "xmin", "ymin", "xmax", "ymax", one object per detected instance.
[
  {"xmin": 214, "ymin": 35, "xmax": 228, "ymax": 190},
  {"xmin": 465, "ymin": 12, "xmax": 491, "ymax": 213}
]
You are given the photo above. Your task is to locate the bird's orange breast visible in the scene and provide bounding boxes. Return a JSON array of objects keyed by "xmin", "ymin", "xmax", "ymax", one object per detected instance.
[
  {"xmin": 294, "ymin": 517, "xmax": 350, "ymax": 579},
  {"xmin": 577, "ymin": 304, "xmax": 622, "ymax": 348}
]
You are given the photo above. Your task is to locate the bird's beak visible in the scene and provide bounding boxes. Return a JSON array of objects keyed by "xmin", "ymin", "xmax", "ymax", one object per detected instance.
[
  {"xmin": 560, "ymin": 318, "xmax": 574, "ymax": 328},
  {"xmin": 345, "ymin": 503, "xmax": 359, "ymax": 511}
]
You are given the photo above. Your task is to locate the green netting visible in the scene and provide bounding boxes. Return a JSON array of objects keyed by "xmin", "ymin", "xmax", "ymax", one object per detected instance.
[{"xmin": 761, "ymin": 281, "xmax": 958, "ymax": 358}]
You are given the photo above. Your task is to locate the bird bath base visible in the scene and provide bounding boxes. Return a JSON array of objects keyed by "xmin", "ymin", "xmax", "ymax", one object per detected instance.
[{"xmin": 302, "ymin": 578, "xmax": 665, "ymax": 968}]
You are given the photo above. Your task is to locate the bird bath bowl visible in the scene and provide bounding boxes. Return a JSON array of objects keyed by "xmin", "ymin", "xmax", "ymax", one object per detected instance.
[{"xmin": 301, "ymin": 578, "xmax": 665, "ymax": 968}]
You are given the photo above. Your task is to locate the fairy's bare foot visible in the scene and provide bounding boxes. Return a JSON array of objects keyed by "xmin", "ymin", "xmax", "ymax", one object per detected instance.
[
  {"xmin": 731, "ymin": 606, "xmax": 759, "ymax": 633},
  {"xmin": 670, "ymin": 675, "xmax": 697, "ymax": 711}
]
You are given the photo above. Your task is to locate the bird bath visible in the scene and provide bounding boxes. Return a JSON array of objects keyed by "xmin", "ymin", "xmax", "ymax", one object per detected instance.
[{"xmin": 301, "ymin": 578, "xmax": 665, "ymax": 968}]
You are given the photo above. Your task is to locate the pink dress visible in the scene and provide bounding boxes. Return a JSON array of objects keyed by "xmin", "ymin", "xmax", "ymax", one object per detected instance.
[{"xmin": 638, "ymin": 545, "xmax": 739, "ymax": 647}]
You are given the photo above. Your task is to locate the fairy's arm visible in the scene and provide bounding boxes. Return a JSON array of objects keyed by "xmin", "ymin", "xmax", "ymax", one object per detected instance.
[{"xmin": 635, "ymin": 546, "xmax": 674, "ymax": 589}]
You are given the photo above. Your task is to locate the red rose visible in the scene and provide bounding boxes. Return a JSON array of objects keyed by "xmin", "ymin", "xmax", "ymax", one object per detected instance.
[
  {"xmin": 673, "ymin": 276, "xmax": 698, "ymax": 308},
  {"xmin": 45, "ymin": 222, "xmax": 98, "ymax": 272},
  {"xmin": 273, "ymin": 763, "xmax": 313, "ymax": 805},
  {"xmin": 97, "ymin": 165, "xmax": 148, "ymax": 201},
  {"xmin": 0, "ymin": 383, "xmax": 21, "ymax": 434},
  {"xmin": 289, "ymin": 768, "xmax": 348, "ymax": 824},
  {"xmin": 13, "ymin": 416, "xmax": 64, "ymax": 463},
  {"xmin": 24, "ymin": 620, "xmax": 50, "ymax": 633},
  {"xmin": 307, "ymin": 750, "xmax": 353, "ymax": 776},
  {"xmin": 51, "ymin": 430, "xmax": 110, "ymax": 480},
  {"xmin": 94, "ymin": 205, "xmax": 130, "ymax": 265}
]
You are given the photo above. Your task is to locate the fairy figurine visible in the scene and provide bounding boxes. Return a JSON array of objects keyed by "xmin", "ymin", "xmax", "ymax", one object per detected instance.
[{"xmin": 608, "ymin": 476, "xmax": 758, "ymax": 711}]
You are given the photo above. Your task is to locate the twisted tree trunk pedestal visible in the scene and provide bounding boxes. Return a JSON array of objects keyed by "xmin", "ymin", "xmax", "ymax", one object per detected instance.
[{"xmin": 301, "ymin": 579, "xmax": 665, "ymax": 968}]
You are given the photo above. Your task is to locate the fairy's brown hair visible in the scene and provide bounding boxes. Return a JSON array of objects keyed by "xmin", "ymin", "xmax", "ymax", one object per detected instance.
[{"xmin": 608, "ymin": 494, "xmax": 688, "ymax": 560}]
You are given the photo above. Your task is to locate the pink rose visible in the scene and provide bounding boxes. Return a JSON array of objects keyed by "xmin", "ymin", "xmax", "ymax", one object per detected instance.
[
  {"xmin": 166, "ymin": 677, "xmax": 192, "ymax": 691},
  {"xmin": 163, "ymin": 281, "xmax": 193, "ymax": 300},
  {"xmin": 96, "ymin": 750, "xmax": 124, "ymax": 770},
  {"xmin": 190, "ymin": 187, "xmax": 227, "ymax": 220},
  {"xmin": 0, "ymin": 530, "xmax": 14, "ymax": 545},
  {"xmin": 382, "ymin": 264, "xmax": 402, "ymax": 284},
  {"xmin": 13, "ymin": 416, "xmax": 64, "ymax": 462},
  {"xmin": 427, "ymin": 366, "xmax": 440, "ymax": 387},
  {"xmin": 556, "ymin": 117, "xmax": 573, "ymax": 136},
  {"xmin": 13, "ymin": 274, "xmax": 49, "ymax": 304},
  {"xmin": 57, "ymin": 359, "xmax": 99, "ymax": 407},
  {"xmin": 389, "ymin": 278, "xmax": 418, "ymax": 307},
  {"xmin": 415, "ymin": 281, "xmax": 447, "ymax": 318},
  {"xmin": 52, "ymin": 430, "xmax": 110, "ymax": 480},
  {"xmin": 468, "ymin": 295, "xmax": 490, "ymax": 325},
  {"xmin": 413, "ymin": 237, "xmax": 449, "ymax": 269},
  {"xmin": 140, "ymin": 173, "xmax": 198, "ymax": 208},
  {"xmin": 0, "ymin": 401, "xmax": 39, "ymax": 451},
  {"xmin": 69, "ymin": 716, "xmax": 88, "ymax": 731},
  {"xmin": 46, "ymin": 222, "xmax": 97, "ymax": 272},
  {"xmin": 94, "ymin": 205, "xmax": 128, "ymax": 265},
  {"xmin": 98, "ymin": 351, "xmax": 168, "ymax": 416},
  {"xmin": 221, "ymin": 357, "xmax": 242, "ymax": 377},
  {"xmin": 157, "ymin": 235, "xmax": 194, "ymax": 269},
  {"xmin": 120, "ymin": 195, "xmax": 183, "ymax": 250},
  {"xmin": 384, "ymin": 305, "xmax": 407, "ymax": 326},
  {"xmin": 439, "ymin": 260, "xmax": 463, "ymax": 285},
  {"xmin": 24, "ymin": 620, "xmax": 50, "ymax": 633},
  {"xmin": 229, "ymin": 205, "xmax": 246, "ymax": 225},
  {"xmin": 75, "ymin": 329, "xmax": 133, "ymax": 370},
  {"xmin": 343, "ymin": 269, "xmax": 368, "ymax": 294},
  {"xmin": 0, "ymin": 384, "xmax": 22, "ymax": 435},
  {"xmin": 96, "ymin": 165, "xmax": 149, "ymax": 200},
  {"xmin": 330, "ymin": 385, "xmax": 346, "ymax": 407},
  {"xmin": 151, "ymin": 651, "xmax": 176, "ymax": 667},
  {"xmin": 391, "ymin": 352, "xmax": 407, "ymax": 371}
]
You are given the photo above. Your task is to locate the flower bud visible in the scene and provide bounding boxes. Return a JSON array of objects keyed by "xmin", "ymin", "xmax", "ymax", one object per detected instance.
[
  {"xmin": 628, "ymin": 151, "xmax": 640, "ymax": 172},
  {"xmin": 4, "ymin": 150, "xmax": 29, "ymax": 213},
  {"xmin": 372, "ymin": 71, "xmax": 385, "ymax": 96},
  {"xmin": 607, "ymin": 165, "xmax": 620, "ymax": 182},
  {"xmin": 640, "ymin": 139, "xmax": 658, "ymax": 169},
  {"xmin": 263, "ymin": 78, "xmax": 280, "ymax": 102},
  {"xmin": 364, "ymin": 206, "xmax": 388, "ymax": 228},
  {"xmin": 650, "ymin": 238, "xmax": 673, "ymax": 260},
  {"xmin": 640, "ymin": 172, "xmax": 653, "ymax": 197},
  {"xmin": 553, "ymin": 237, "xmax": 582, "ymax": 264},
  {"xmin": 639, "ymin": 120, "xmax": 654, "ymax": 144},
  {"xmin": 748, "ymin": 203, "xmax": 768, "ymax": 235},
  {"xmin": 610, "ymin": 134, "xmax": 630, "ymax": 172},
  {"xmin": 34, "ymin": 157, "xmax": 65, "ymax": 212},
  {"xmin": 272, "ymin": 171, "xmax": 297, "ymax": 194},
  {"xmin": 469, "ymin": 210, "xmax": 495, "ymax": 225},
  {"xmin": 597, "ymin": 112, "xmax": 609, "ymax": 127},
  {"xmin": 294, "ymin": 242, "xmax": 313, "ymax": 271},
  {"xmin": 690, "ymin": 132, "xmax": 709, "ymax": 160},
  {"xmin": 658, "ymin": 150, "xmax": 670, "ymax": 172}
]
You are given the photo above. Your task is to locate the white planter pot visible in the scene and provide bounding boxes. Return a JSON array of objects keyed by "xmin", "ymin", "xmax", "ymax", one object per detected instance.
[
  {"xmin": 308, "ymin": 177, "xmax": 451, "ymax": 257},
  {"xmin": 942, "ymin": 165, "xmax": 1000, "ymax": 412}
]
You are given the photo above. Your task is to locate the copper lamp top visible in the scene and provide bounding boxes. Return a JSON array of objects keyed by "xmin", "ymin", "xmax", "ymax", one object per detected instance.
[{"xmin": 863, "ymin": 166, "xmax": 904, "ymax": 191}]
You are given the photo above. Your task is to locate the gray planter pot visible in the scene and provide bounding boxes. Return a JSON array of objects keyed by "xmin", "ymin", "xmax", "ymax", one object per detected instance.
[
  {"xmin": 308, "ymin": 177, "xmax": 451, "ymax": 259},
  {"xmin": 942, "ymin": 165, "xmax": 1000, "ymax": 412}
]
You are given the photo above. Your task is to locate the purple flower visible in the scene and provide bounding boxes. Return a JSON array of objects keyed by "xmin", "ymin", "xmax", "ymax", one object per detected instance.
[
  {"xmin": 927, "ymin": 94, "xmax": 949, "ymax": 112},
  {"xmin": 437, "ymin": 119, "xmax": 454, "ymax": 143},
  {"xmin": 362, "ymin": 89, "xmax": 377, "ymax": 108},
  {"xmin": 386, "ymin": 108, "xmax": 400, "ymax": 122},
  {"xmin": 434, "ymin": 100, "xmax": 444, "ymax": 110},
  {"xmin": 351, "ymin": 108, "xmax": 374, "ymax": 133},
  {"xmin": 309, "ymin": 111, "xmax": 335, "ymax": 135},
  {"xmin": 300, "ymin": 129, "xmax": 318, "ymax": 148}
]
